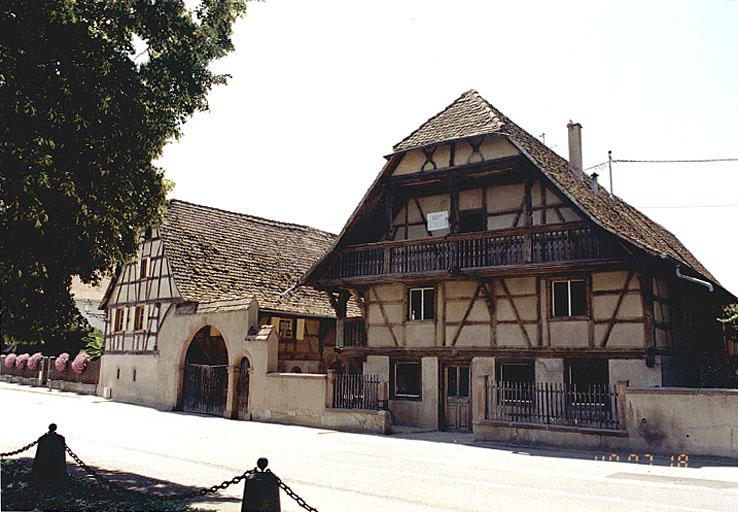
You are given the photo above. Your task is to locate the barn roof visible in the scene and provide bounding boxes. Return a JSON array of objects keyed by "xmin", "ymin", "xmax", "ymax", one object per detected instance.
[
  {"xmin": 159, "ymin": 200, "xmax": 341, "ymax": 318},
  {"xmin": 304, "ymin": 89, "xmax": 724, "ymax": 291}
]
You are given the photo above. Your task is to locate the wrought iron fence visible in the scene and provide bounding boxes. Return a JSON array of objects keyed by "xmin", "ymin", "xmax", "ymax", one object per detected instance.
[
  {"xmin": 485, "ymin": 378, "xmax": 623, "ymax": 430},
  {"xmin": 332, "ymin": 374, "xmax": 381, "ymax": 411}
]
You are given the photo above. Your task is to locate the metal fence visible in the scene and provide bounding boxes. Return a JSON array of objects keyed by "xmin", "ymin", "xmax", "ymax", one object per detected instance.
[
  {"xmin": 332, "ymin": 374, "xmax": 381, "ymax": 411},
  {"xmin": 485, "ymin": 378, "xmax": 623, "ymax": 430}
]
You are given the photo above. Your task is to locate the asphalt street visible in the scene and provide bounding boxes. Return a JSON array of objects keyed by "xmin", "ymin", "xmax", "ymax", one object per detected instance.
[{"xmin": 1, "ymin": 382, "xmax": 737, "ymax": 512}]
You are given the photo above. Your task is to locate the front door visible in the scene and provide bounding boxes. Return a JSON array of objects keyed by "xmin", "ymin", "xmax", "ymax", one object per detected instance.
[{"xmin": 444, "ymin": 364, "xmax": 471, "ymax": 431}]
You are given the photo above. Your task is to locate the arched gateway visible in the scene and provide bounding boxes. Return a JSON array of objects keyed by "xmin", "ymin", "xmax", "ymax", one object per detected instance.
[{"xmin": 182, "ymin": 326, "xmax": 229, "ymax": 416}]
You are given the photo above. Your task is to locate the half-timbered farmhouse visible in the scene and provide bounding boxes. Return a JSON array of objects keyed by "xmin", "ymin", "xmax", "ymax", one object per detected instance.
[
  {"xmin": 99, "ymin": 200, "xmax": 343, "ymax": 417},
  {"xmin": 303, "ymin": 90, "xmax": 736, "ymax": 433}
]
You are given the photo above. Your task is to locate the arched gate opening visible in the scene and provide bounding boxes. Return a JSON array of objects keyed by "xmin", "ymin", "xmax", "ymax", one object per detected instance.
[{"xmin": 182, "ymin": 326, "xmax": 229, "ymax": 416}]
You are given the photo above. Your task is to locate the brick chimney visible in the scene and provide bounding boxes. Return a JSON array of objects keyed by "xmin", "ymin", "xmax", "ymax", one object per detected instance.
[{"xmin": 567, "ymin": 121, "xmax": 583, "ymax": 179}]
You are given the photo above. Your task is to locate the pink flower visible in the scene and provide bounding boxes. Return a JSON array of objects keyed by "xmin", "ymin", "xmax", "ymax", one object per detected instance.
[
  {"xmin": 15, "ymin": 353, "xmax": 30, "ymax": 369},
  {"xmin": 28, "ymin": 352, "xmax": 43, "ymax": 370},
  {"xmin": 4, "ymin": 354, "xmax": 17, "ymax": 369},
  {"xmin": 55, "ymin": 353, "xmax": 70, "ymax": 372},
  {"xmin": 71, "ymin": 351, "xmax": 90, "ymax": 373}
]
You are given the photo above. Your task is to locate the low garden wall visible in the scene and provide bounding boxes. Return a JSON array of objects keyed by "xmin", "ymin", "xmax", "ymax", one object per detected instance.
[
  {"xmin": 1, "ymin": 353, "xmax": 100, "ymax": 396},
  {"xmin": 250, "ymin": 371, "xmax": 390, "ymax": 434}
]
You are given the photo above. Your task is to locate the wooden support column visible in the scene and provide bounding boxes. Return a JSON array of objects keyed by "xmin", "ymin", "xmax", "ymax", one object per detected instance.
[
  {"xmin": 384, "ymin": 184, "xmax": 394, "ymax": 241},
  {"xmin": 328, "ymin": 290, "xmax": 350, "ymax": 347},
  {"xmin": 638, "ymin": 272, "xmax": 655, "ymax": 349},
  {"xmin": 523, "ymin": 179, "xmax": 533, "ymax": 263},
  {"xmin": 449, "ymin": 175, "xmax": 460, "ymax": 234}
]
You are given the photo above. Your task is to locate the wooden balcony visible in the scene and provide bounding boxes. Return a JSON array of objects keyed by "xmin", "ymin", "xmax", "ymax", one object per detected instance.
[{"xmin": 325, "ymin": 223, "xmax": 621, "ymax": 282}]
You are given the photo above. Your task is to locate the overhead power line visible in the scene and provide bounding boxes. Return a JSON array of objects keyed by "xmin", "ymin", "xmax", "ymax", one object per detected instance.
[{"xmin": 584, "ymin": 157, "xmax": 738, "ymax": 171}]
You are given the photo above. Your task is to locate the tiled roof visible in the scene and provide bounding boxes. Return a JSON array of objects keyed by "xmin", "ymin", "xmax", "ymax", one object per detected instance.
[
  {"xmin": 393, "ymin": 90, "xmax": 504, "ymax": 152},
  {"xmin": 393, "ymin": 90, "xmax": 716, "ymax": 282},
  {"xmin": 245, "ymin": 324, "xmax": 275, "ymax": 342},
  {"xmin": 160, "ymin": 200, "xmax": 341, "ymax": 317}
]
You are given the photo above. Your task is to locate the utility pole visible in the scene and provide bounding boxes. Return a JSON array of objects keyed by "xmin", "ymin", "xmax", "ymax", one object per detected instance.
[{"xmin": 608, "ymin": 150, "xmax": 613, "ymax": 194}]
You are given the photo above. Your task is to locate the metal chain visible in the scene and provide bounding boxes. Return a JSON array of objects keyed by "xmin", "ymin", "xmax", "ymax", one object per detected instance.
[
  {"xmin": 1, "ymin": 439, "xmax": 39, "ymax": 457},
  {"xmin": 268, "ymin": 470, "xmax": 320, "ymax": 512},
  {"xmin": 64, "ymin": 445, "xmax": 257, "ymax": 501}
]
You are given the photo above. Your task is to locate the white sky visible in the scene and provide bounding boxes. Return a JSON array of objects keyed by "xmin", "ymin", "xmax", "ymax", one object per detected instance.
[{"xmin": 158, "ymin": 0, "xmax": 738, "ymax": 295}]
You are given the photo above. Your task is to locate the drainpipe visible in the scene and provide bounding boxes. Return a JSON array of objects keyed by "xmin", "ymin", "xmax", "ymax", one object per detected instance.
[{"xmin": 660, "ymin": 254, "xmax": 714, "ymax": 292}]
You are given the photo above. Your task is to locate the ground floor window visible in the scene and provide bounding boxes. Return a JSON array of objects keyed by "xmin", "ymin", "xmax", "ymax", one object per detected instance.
[
  {"xmin": 393, "ymin": 361, "xmax": 421, "ymax": 398},
  {"xmin": 566, "ymin": 359, "xmax": 609, "ymax": 407},
  {"xmin": 496, "ymin": 361, "xmax": 535, "ymax": 384}
]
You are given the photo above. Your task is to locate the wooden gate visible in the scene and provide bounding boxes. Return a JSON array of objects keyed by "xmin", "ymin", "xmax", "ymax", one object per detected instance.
[
  {"xmin": 183, "ymin": 364, "xmax": 228, "ymax": 416},
  {"xmin": 237, "ymin": 357, "xmax": 250, "ymax": 419},
  {"xmin": 444, "ymin": 364, "xmax": 471, "ymax": 431}
]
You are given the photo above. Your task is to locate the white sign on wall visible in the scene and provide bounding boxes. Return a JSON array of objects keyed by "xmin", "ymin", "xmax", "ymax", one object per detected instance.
[{"xmin": 427, "ymin": 210, "xmax": 449, "ymax": 231}]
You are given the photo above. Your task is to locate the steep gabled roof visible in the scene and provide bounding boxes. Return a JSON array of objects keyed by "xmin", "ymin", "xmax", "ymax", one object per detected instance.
[
  {"xmin": 393, "ymin": 91, "xmax": 504, "ymax": 152},
  {"xmin": 160, "ymin": 200, "xmax": 340, "ymax": 317},
  {"xmin": 305, "ymin": 89, "xmax": 723, "ymax": 290}
]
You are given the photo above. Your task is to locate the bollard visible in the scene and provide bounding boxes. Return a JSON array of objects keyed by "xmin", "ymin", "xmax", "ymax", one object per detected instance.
[
  {"xmin": 242, "ymin": 457, "xmax": 281, "ymax": 512},
  {"xmin": 31, "ymin": 423, "xmax": 67, "ymax": 485}
]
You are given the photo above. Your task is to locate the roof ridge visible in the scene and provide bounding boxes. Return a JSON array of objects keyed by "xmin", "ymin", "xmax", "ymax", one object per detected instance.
[
  {"xmin": 168, "ymin": 199, "xmax": 336, "ymax": 237},
  {"xmin": 393, "ymin": 89, "xmax": 503, "ymax": 152}
]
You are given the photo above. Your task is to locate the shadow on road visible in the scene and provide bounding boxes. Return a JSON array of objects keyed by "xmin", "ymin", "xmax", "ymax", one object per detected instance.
[{"xmin": 1, "ymin": 456, "xmax": 241, "ymax": 511}]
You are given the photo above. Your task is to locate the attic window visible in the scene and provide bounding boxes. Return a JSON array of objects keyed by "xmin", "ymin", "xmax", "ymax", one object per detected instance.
[
  {"xmin": 144, "ymin": 227, "xmax": 152, "ymax": 240},
  {"xmin": 139, "ymin": 258, "xmax": 148, "ymax": 279}
]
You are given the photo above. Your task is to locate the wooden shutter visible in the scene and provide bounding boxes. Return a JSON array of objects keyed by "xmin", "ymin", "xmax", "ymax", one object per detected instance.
[{"xmin": 296, "ymin": 318, "xmax": 305, "ymax": 340}]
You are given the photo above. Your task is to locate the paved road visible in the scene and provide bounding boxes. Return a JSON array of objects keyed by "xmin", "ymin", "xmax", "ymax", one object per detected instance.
[{"xmin": 2, "ymin": 382, "xmax": 737, "ymax": 512}]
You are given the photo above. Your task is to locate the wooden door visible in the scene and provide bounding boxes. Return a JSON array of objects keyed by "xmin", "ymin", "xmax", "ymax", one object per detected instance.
[
  {"xmin": 237, "ymin": 358, "xmax": 250, "ymax": 419},
  {"xmin": 183, "ymin": 364, "xmax": 228, "ymax": 416},
  {"xmin": 445, "ymin": 365, "xmax": 471, "ymax": 431}
]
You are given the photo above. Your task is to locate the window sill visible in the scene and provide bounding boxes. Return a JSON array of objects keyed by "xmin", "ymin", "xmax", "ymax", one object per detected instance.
[
  {"xmin": 391, "ymin": 395, "xmax": 422, "ymax": 402},
  {"xmin": 548, "ymin": 315, "xmax": 590, "ymax": 323},
  {"xmin": 406, "ymin": 319, "xmax": 435, "ymax": 324}
]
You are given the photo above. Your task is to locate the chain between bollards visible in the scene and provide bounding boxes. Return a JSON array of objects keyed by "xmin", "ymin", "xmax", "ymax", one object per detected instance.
[
  {"xmin": 4, "ymin": 426, "xmax": 320, "ymax": 510},
  {"xmin": 0, "ymin": 439, "xmax": 39, "ymax": 458}
]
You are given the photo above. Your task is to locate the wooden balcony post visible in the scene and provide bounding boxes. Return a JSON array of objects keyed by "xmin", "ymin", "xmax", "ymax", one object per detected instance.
[{"xmin": 524, "ymin": 179, "xmax": 533, "ymax": 264}]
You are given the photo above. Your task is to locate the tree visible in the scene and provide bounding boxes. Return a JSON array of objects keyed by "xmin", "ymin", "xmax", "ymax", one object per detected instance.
[{"xmin": 0, "ymin": 0, "xmax": 246, "ymax": 346}]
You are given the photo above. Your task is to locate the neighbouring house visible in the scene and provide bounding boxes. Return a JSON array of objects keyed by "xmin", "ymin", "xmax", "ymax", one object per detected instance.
[
  {"xmin": 302, "ymin": 89, "xmax": 736, "ymax": 436},
  {"xmin": 98, "ymin": 200, "xmax": 350, "ymax": 418},
  {"xmin": 71, "ymin": 276, "xmax": 109, "ymax": 332}
]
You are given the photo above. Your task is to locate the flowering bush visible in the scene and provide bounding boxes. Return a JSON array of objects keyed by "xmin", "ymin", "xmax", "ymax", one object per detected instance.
[
  {"xmin": 15, "ymin": 353, "xmax": 30, "ymax": 369},
  {"xmin": 55, "ymin": 353, "xmax": 70, "ymax": 372},
  {"xmin": 28, "ymin": 352, "xmax": 44, "ymax": 370},
  {"xmin": 4, "ymin": 354, "xmax": 17, "ymax": 369},
  {"xmin": 71, "ymin": 351, "xmax": 90, "ymax": 373}
]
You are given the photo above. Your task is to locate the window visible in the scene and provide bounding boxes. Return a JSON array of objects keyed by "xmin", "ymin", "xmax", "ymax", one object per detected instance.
[
  {"xmin": 278, "ymin": 318, "xmax": 293, "ymax": 339},
  {"xmin": 497, "ymin": 362, "xmax": 535, "ymax": 384},
  {"xmin": 139, "ymin": 258, "xmax": 148, "ymax": 279},
  {"xmin": 394, "ymin": 362, "xmax": 421, "ymax": 398},
  {"xmin": 567, "ymin": 359, "xmax": 608, "ymax": 391},
  {"xmin": 552, "ymin": 279, "xmax": 586, "ymax": 317},
  {"xmin": 114, "ymin": 308, "xmax": 125, "ymax": 332},
  {"xmin": 459, "ymin": 209, "xmax": 486, "ymax": 233},
  {"xmin": 409, "ymin": 287, "xmax": 434, "ymax": 321},
  {"xmin": 133, "ymin": 305, "xmax": 145, "ymax": 331}
]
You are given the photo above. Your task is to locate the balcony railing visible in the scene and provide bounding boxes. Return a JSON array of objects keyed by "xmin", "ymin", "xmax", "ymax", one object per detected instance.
[
  {"xmin": 328, "ymin": 224, "xmax": 617, "ymax": 280},
  {"xmin": 485, "ymin": 378, "xmax": 623, "ymax": 430}
]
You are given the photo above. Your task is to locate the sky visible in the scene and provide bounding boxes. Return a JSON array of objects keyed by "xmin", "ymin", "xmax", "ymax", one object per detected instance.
[{"xmin": 158, "ymin": 0, "xmax": 738, "ymax": 295}]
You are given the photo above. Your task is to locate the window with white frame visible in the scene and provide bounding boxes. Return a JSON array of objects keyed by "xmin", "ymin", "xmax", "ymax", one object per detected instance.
[
  {"xmin": 394, "ymin": 362, "xmax": 421, "ymax": 398},
  {"xmin": 408, "ymin": 287, "xmax": 434, "ymax": 321},
  {"xmin": 551, "ymin": 279, "xmax": 586, "ymax": 317},
  {"xmin": 133, "ymin": 305, "xmax": 146, "ymax": 331}
]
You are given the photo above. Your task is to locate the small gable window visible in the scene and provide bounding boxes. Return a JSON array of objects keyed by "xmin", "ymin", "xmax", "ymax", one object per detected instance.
[
  {"xmin": 114, "ymin": 308, "xmax": 125, "ymax": 332},
  {"xmin": 139, "ymin": 258, "xmax": 148, "ymax": 279},
  {"xmin": 409, "ymin": 287, "xmax": 434, "ymax": 321},
  {"xmin": 133, "ymin": 305, "xmax": 146, "ymax": 331},
  {"xmin": 278, "ymin": 318, "xmax": 293, "ymax": 339},
  {"xmin": 552, "ymin": 280, "xmax": 586, "ymax": 317}
]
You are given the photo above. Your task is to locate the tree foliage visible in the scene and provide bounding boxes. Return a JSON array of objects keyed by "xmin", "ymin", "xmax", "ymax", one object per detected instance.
[{"xmin": 0, "ymin": 0, "xmax": 246, "ymax": 345}]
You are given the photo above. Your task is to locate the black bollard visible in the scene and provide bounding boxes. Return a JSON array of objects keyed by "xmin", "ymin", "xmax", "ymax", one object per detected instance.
[
  {"xmin": 31, "ymin": 423, "xmax": 67, "ymax": 485},
  {"xmin": 242, "ymin": 457, "xmax": 281, "ymax": 512}
]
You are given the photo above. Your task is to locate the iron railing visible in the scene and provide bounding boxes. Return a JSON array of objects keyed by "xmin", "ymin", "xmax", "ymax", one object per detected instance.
[
  {"xmin": 485, "ymin": 378, "xmax": 623, "ymax": 430},
  {"xmin": 328, "ymin": 225, "xmax": 617, "ymax": 280},
  {"xmin": 332, "ymin": 374, "xmax": 381, "ymax": 410}
]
